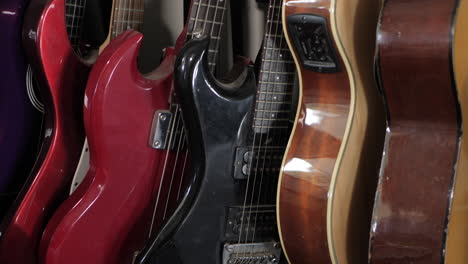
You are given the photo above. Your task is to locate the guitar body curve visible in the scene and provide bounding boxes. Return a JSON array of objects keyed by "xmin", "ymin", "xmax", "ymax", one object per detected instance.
[
  {"xmin": 136, "ymin": 37, "xmax": 257, "ymax": 264},
  {"xmin": 0, "ymin": 0, "xmax": 41, "ymax": 207},
  {"xmin": 39, "ymin": 30, "xmax": 175, "ymax": 264},
  {"xmin": 0, "ymin": 0, "xmax": 89, "ymax": 263},
  {"xmin": 278, "ymin": 0, "xmax": 385, "ymax": 263},
  {"xmin": 369, "ymin": 0, "xmax": 462, "ymax": 263}
]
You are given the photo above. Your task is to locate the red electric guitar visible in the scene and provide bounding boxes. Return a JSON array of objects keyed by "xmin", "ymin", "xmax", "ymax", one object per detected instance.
[
  {"xmin": 39, "ymin": 1, "xmax": 232, "ymax": 263},
  {"xmin": 0, "ymin": 0, "xmax": 96, "ymax": 263}
]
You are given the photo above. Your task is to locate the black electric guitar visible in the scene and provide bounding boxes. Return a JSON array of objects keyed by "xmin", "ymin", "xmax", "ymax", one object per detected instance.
[{"xmin": 135, "ymin": 0, "xmax": 296, "ymax": 263}]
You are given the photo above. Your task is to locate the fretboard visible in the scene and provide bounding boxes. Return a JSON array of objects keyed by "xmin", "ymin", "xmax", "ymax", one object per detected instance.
[
  {"xmin": 253, "ymin": 0, "xmax": 296, "ymax": 144},
  {"xmin": 185, "ymin": 0, "xmax": 228, "ymax": 73},
  {"xmin": 110, "ymin": 0, "xmax": 145, "ymax": 39},
  {"xmin": 65, "ymin": 0, "xmax": 87, "ymax": 50}
]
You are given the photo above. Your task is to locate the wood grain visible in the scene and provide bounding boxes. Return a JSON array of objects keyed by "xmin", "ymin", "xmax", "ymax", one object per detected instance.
[{"xmin": 369, "ymin": 1, "xmax": 461, "ymax": 263}]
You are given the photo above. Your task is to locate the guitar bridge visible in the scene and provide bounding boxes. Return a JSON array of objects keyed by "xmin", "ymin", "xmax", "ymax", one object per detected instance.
[{"xmin": 222, "ymin": 242, "xmax": 281, "ymax": 264}]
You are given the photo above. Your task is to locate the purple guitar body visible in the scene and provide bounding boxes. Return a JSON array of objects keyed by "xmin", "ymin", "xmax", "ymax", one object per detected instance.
[{"xmin": 0, "ymin": 0, "xmax": 41, "ymax": 214}]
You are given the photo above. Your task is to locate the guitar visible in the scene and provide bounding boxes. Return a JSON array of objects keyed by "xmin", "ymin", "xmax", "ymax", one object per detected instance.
[
  {"xmin": 369, "ymin": 0, "xmax": 464, "ymax": 263},
  {"xmin": 0, "ymin": 0, "xmax": 42, "ymax": 215},
  {"xmin": 135, "ymin": 0, "xmax": 296, "ymax": 263},
  {"xmin": 446, "ymin": 1, "xmax": 468, "ymax": 262},
  {"xmin": 38, "ymin": 1, "xmax": 230, "ymax": 263},
  {"xmin": 277, "ymin": 0, "xmax": 385, "ymax": 263},
  {"xmin": 0, "ymin": 0, "xmax": 96, "ymax": 263}
]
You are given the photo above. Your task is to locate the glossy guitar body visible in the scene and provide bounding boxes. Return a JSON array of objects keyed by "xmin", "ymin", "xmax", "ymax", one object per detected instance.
[
  {"xmin": 278, "ymin": 0, "xmax": 384, "ymax": 263},
  {"xmin": 0, "ymin": 0, "xmax": 41, "ymax": 212},
  {"xmin": 39, "ymin": 31, "xmax": 176, "ymax": 264},
  {"xmin": 0, "ymin": 0, "xmax": 89, "ymax": 263},
  {"xmin": 136, "ymin": 37, "xmax": 258, "ymax": 264},
  {"xmin": 369, "ymin": 0, "xmax": 462, "ymax": 263}
]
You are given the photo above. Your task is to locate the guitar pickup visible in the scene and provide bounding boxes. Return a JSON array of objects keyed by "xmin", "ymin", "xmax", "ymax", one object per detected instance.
[{"xmin": 287, "ymin": 14, "xmax": 339, "ymax": 73}]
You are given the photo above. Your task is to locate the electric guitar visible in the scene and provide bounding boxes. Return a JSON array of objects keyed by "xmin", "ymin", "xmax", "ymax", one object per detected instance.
[
  {"xmin": 38, "ymin": 0, "xmax": 230, "ymax": 263},
  {"xmin": 369, "ymin": 0, "xmax": 464, "ymax": 263},
  {"xmin": 0, "ymin": 0, "xmax": 42, "ymax": 216},
  {"xmin": 277, "ymin": 0, "xmax": 385, "ymax": 263},
  {"xmin": 136, "ymin": 0, "xmax": 296, "ymax": 263},
  {"xmin": 0, "ymin": 0, "xmax": 100, "ymax": 263}
]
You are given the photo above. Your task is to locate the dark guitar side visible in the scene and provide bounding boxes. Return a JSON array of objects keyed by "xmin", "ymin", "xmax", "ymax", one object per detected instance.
[
  {"xmin": 278, "ymin": 1, "xmax": 351, "ymax": 263},
  {"xmin": 369, "ymin": 0, "xmax": 461, "ymax": 263}
]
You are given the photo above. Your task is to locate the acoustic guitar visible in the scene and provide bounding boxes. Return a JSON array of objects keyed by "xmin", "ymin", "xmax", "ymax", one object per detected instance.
[
  {"xmin": 0, "ymin": 0, "xmax": 102, "ymax": 263},
  {"xmin": 135, "ymin": 0, "xmax": 296, "ymax": 263},
  {"xmin": 0, "ymin": 0, "xmax": 42, "ymax": 215},
  {"xmin": 38, "ymin": 0, "xmax": 231, "ymax": 263},
  {"xmin": 277, "ymin": 0, "xmax": 385, "ymax": 263},
  {"xmin": 369, "ymin": 0, "xmax": 465, "ymax": 263},
  {"xmin": 446, "ymin": 1, "xmax": 468, "ymax": 263}
]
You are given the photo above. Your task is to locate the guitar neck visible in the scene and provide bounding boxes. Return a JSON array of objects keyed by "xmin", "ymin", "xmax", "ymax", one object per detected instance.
[
  {"xmin": 185, "ymin": 0, "xmax": 228, "ymax": 73},
  {"xmin": 253, "ymin": 0, "xmax": 295, "ymax": 144},
  {"xmin": 65, "ymin": 0, "xmax": 88, "ymax": 50},
  {"xmin": 109, "ymin": 0, "xmax": 145, "ymax": 40}
]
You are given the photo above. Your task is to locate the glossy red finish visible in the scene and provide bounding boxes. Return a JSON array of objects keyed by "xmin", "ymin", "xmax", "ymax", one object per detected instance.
[
  {"xmin": 39, "ymin": 30, "xmax": 179, "ymax": 264},
  {"xmin": 0, "ymin": 0, "xmax": 89, "ymax": 263}
]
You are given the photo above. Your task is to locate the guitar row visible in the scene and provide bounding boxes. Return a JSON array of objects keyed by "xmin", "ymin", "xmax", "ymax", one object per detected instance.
[{"xmin": 0, "ymin": 0, "xmax": 467, "ymax": 263}]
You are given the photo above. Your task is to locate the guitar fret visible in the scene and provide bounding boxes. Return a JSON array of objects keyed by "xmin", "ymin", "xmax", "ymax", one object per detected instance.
[
  {"xmin": 264, "ymin": 47, "xmax": 291, "ymax": 51},
  {"xmin": 114, "ymin": 20, "xmax": 144, "ymax": 24},
  {"xmin": 262, "ymin": 59, "xmax": 295, "ymax": 64},
  {"xmin": 66, "ymin": 4, "xmax": 85, "ymax": 8},
  {"xmin": 259, "ymin": 81, "xmax": 294, "ymax": 86},
  {"xmin": 193, "ymin": 2, "xmax": 227, "ymax": 10},
  {"xmin": 254, "ymin": 117, "xmax": 290, "ymax": 122},
  {"xmin": 253, "ymin": 125, "xmax": 290, "ymax": 129},
  {"xmin": 258, "ymin": 91, "xmax": 292, "ymax": 95},
  {"xmin": 114, "ymin": 8, "xmax": 144, "ymax": 12},
  {"xmin": 265, "ymin": 34, "xmax": 285, "ymax": 38},
  {"xmin": 256, "ymin": 100, "xmax": 292, "ymax": 104},
  {"xmin": 256, "ymin": 109, "xmax": 290, "ymax": 112},
  {"xmin": 186, "ymin": 32, "xmax": 222, "ymax": 40},
  {"xmin": 189, "ymin": 16, "xmax": 223, "ymax": 25},
  {"xmin": 267, "ymin": 19, "xmax": 282, "ymax": 24},
  {"xmin": 260, "ymin": 71, "xmax": 295, "ymax": 75}
]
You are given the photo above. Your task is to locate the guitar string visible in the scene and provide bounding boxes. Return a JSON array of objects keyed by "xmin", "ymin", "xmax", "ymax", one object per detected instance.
[
  {"xmin": 162, "ymin": 109, "xmax": 186, "ymax": 220},
  {"xmin": 113, "ymin": 0, "xmax": 120, "ymax": 37},
  {"xmin": 134, "ymin": 0, "xmax": 142, "ymax": 31},
  {"xmin": 127, "ymin": 0, "xmax": 133, "ymax": 30},
  {"xmin": 161, "ymin": 0, "xmax": 222, "ymax": 220},
  {"xmin": 154, "ymin": 0, "xmax": 206, "ymax": 220},
  {"xmin": 176, "ymin": 143, "xmax": 190, "ymax": 200},
  {"xmin": 147, "ymin": 0, "xmax": 204, "ymax": 238},
  {"xmin": 148, "ymin": 105, "xmax": 182, "ymax": 237},
  {"xmin": 245, "ymin": 0, "xmax": 282, "ymax": 244},
  {"xmin": 210, "ymin": 0, "xmax": 227, "ymax": 72},
  {"xmin": 76, "ymin": 0, "xmax": 87, "ymax": 54},
  {"xmin": 117, "ymin": 0, "xmax": 124, "ymax": 36},
  {"xmin": 238, "ymin": 0, "xmax": 277, "ymax": 244},
  {"xmin": 69, "ymin": 0, "xmax": 79, "ymax": 48},
  {"xmin": 251, "ymin": 0, "xmax": 292, "ymax": 242},
  {"xmin": 250, "ymin": 0, "xmax": 280, "ymax": 242},
  {"xmin": 204, "ymin": 0, "xmax": 220, "ymax": 73},
  {"xmin": 125, "ymin": 0, "xmax": 130, "ymax": 31}
]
